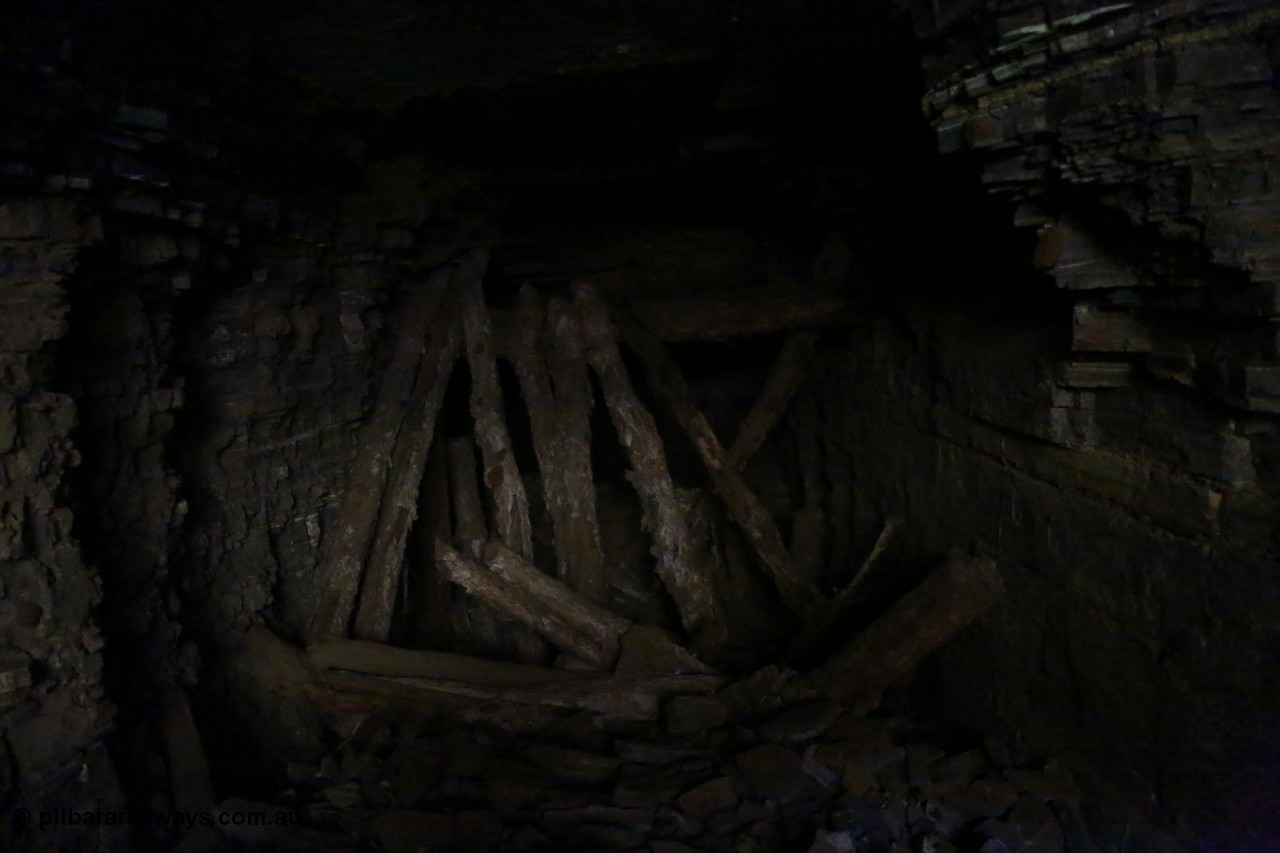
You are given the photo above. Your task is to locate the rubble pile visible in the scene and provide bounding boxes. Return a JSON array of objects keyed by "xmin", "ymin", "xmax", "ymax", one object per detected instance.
[{"xmin": 186, "ymin": 665, "xmax": 1085, "ymax": 853}]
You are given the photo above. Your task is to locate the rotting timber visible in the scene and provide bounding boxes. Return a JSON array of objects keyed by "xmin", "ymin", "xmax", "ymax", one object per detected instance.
[
  {"xmin": 152, "ymin": 249, "xmax": 1030, "ymax": 851},
  {"xmin": 248, "ymin": 254, "xmax": 1005, "ymax": 741}
]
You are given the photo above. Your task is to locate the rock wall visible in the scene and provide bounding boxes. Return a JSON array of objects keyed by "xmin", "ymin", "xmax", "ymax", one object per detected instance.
[
  {"xmin": 0, "ymin": 166, "xmax": 121, "ymax": 849},
  {"xmin": 824, "ymin": 1, "xmax": 1280, "ymax": 849},
  {"xmin": 0, "ymin": 20, "xmax": 437, "ymax": 844}
]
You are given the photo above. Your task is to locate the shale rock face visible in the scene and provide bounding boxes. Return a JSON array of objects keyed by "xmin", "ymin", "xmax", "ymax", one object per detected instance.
[
  {"xmin": 0, "ymin": 188, "xmax": 118, "ymax": 846},
  {"xmin": 834, "ymin": 1, "xmax": 1280, "ymax": 848},
  {"xmin": 904, "ymin": 0, "xmax": 1280, "ymax": 421}
]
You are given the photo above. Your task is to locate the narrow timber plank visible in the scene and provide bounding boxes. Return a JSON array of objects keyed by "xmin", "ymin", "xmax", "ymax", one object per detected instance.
[
  {"xmin": 460, "ymin": 249, "xmax": 534, "ymax": 559},
  {"xmin": 308, "ymin": 266, "xmax": 451, "ymax": 642},
  {"xmin": 353, "ymin": 288, "xmax": 462, "ymax": 641},
  {"xmin": 483, "ymin": 541, "xmax": 631, "ymax": 641},
  {"xmin": 507, "ymin": 287, "xmax": 607, "ymax": 602},
  {"xmin": 308, "ymin": 639, "xmax": 597, "ymax": 686},
  {"xmin": 546, "ymin": 294, "xmax": 609, "ymax": 604},
  {"xmin": 725, "ymin": 332, "xmax": 817, "ymax": 470}
]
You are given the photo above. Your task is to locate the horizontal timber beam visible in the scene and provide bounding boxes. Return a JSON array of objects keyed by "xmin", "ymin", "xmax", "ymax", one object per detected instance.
[{"xmin": 492, "ymin": 285, "xmax": 852, "ymax": 346}]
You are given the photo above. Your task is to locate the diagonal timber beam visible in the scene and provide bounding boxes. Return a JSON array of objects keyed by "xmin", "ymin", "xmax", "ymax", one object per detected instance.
[
  {"xmin": 546, "ymin": 294, "xmax": 608, "ymax": 601},
  {"xmin": 507, "ymin": 287, "xmax": 607, "ymax": 602},
  {"xmin": 725, "ymin": 331, "xmax": 818, "ymax": 471},
  {"xmin": 352, "ymin": 287, "xmax": 464, "ymax": 642},
  {"xmin": 437, "ymin": 538, "xmax": 710, "ymax": 674},
  {"xmin": 609, "ymin": 297, "xmax": 824, "ymax": 618},
  {"xmin": 308, "ymin": 265, "xmax": 453, "ymax": 643},
  {"xmin": 437, "ymin": 540, "xmax": 623, "ymax": 667},
  {"xmin": 571, "ymin": 282, "xmax": 729, "ymax": 648},
  {"xmin": 799, "ymin": 554, "xmax": 1003, "ymax": 714},
  {"xmin": 443, "ymin": 434, "xmax": 526, "ymax": 658},
  {"xmin": 788, "ymin": 516, "xmax": 901, "ymax": 659},
  {"xmin": 459, "ymin": 249, "xmax": 535, "ymax": 560}
]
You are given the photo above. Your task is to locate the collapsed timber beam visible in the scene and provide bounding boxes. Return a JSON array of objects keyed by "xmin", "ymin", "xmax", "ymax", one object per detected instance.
[
  {"xmin": 799, "ymin": 554, "xmax": 1003, "ymax": 713},
  {"xmin": 438, "ymin": 541, "xmax": 622, "ymax": 667},
  {"xmin": 438, "ymin": 539, "xmax": 710, "ymax": 673},
  {"xmin": 238, "ymin": 628, "xmax": 723, "ymax": 726}
]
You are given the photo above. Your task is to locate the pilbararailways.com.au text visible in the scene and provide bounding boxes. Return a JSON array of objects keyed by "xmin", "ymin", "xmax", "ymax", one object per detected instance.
[{"xmin": 10, "ymin": 806, "xmax": 298, "ymax": 832}]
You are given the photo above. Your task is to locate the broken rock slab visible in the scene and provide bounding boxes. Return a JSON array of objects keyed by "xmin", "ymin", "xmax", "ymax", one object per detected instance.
[
  {"xmin": 757, "ymin": 699, "xmax": 842, "ymax": 743},
  {"xmin": 676, "ymin": 776, "xmax": 740, "ymax": 819},
  {"xmin": 735, "ymin": 742, "xmax": 826, "ymax": 804}
]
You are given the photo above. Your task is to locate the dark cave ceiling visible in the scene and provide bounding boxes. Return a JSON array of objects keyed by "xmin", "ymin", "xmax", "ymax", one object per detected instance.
[
  {"xmin": 35, "ymin": 0, "xmax": 905, "ymax": 109},
  {"xmin": 13, "ymin": 0, "xmax": 1001, "ymax": 296}
]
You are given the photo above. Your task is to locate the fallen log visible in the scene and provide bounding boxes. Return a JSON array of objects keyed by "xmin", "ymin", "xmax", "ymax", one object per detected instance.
[
  {"xmin": 353, "ymin": 288, "xmax": 462, "ymax": 642},
  {"xmin": 483, "ymin": 541, "xmax": 632, "ymax": 640},
  {"xmin": 239, "ymin": 627, "xmax": 659, "ymax": 724},
  {"xmin": 505, "ymin": 288, "xmax": 564, "ymax": 548},
  {"xmin": 615, "ymin": 625, "xmax": 715, "ymax": 676},
  {"xmin": 571, "ymin": 282, "xmax": 726, "ymax": 646},
  {"xmin": 308, "ymin": 639, "xmax": 597, "ymax": 687},
  {"xmin": 799, "ymin": 554, "xmax": 1002, "ymax": 713},
  {"xmin": 306, "ymin": 667, "xmax": 724, "ymax": 723},
  {"xmin": 308, "ymin": 266, "xmax": 452, "ymax": 642},
  {"xmin": 610, "ymin": 297, "xmax": 823, "ymax": 618},
  {"xmin": 834, "ymin": 516, "xmax": 901, "ymax": 600},
  {"xmin": 726, "ymin": 332, "xmax": 817, "ymax": 471},
  {"xmin": 443, "ymin": 436, "xmax": 542, "ymax": 661},
  {"xmin": 439, "ymin": 540, "xmax": 711, "ymax": 674},
  {"xmin": 438, "ymin": 541, "xmax": 619, "ymax": 667},
  {"xmin": 672, "ymin": 487, "xmax": 739, "ymax": 660}
]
